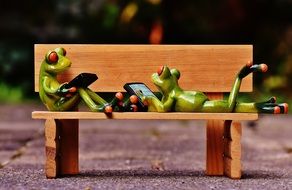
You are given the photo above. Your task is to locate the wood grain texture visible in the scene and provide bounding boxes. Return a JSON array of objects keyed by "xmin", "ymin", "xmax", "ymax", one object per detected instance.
[
  {"xmin": 206, "ymin": 93, "xmax": 225, "ymax": 176},
  {"xmin": 34, "ymin": 44, "xmax": 253, "ymax": 92},
  {"xmin": 224, "ymin": 121, "xmax": 242, "ymax": 179},
  {"xmin": 224, "ymin": 157, "xmax": 241, "ymax": 179},
  {"xmin": 57, "ymin": 119, "xmax": 79, "ymax": 175},
  {"xmin": 45, "ymin": 119, "xmax": 59, "ymax": 178},
  {"xmin": 223, "ymin": 138, "xmax": 241, "ymax": 159},
  {"xmin": 224, "ymin": 121, "xmax": 242, "ymax": 140},
  {"xmin": 32, "ymin": 111, "xmax": 258, "ymax": 120}
]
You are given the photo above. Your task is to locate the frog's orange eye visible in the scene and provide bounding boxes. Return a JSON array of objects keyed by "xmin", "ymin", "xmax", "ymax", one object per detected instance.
[
  {"xmin": 157, "ymin": 66, "xmax": 164, "ymax": 76},
  {"xmin": 48, "ymin": 51, "xmax": 58, "ymax": 63}
]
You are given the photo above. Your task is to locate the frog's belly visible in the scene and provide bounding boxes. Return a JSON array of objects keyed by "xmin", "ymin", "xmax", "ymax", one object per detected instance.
[{"xmin": 174, "ymin": 92, "xmax": 208, "ymax": 112}]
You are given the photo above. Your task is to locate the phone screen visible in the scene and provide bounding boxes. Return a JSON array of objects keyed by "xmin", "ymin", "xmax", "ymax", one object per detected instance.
[{"xmin": 128, "ymin": 84, "xmax": 155, "ymax": 97}]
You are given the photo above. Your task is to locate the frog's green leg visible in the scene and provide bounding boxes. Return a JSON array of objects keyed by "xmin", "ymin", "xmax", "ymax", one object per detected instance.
[
  {"xmin": 78, "ymin": 88, "xmax": 111, "ymax": 112},
  {"xmin": 201, "ymin": 100, "xmax": 230, "ymax": 113},
  {"xmin": 234, "ymin": 102, "xmax": 288, "ymax": 114},
  {"xmin": 54, "ymin": 94, "xmax": 80, "ymax": 111},
  {"xmin": 85, "ymin": 88, "xmax": 108, "ymax": 105},
  {"xmin": 201, "ymin": 98, "xmax": 288, "ymax": 114},
  {"xmin": 227, "ymin": 62, "xmax": 268, "ymax": 112}
]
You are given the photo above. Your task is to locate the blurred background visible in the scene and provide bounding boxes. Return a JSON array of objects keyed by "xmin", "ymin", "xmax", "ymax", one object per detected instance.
[{"xmin": 0, "ymin": 0, "xmax": 291, "ymax": 107}]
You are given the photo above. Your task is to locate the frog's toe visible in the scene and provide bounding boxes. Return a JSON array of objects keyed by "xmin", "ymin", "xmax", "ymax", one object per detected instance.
[
  {"xmin": 273, "ymin": 106, "xmax": 281, "ymax": 114},
  {"xmin": 279, "ymin": 103, "xmax": 288, "ymax": 114},
  {"xmin": 115, "ymin": 92, "xmax": 124, "ymax": 101},
  {"xmin": 129, "ymin": 104, "xmax": 138, "ymax": 112},
  {"xmin": 130, "ymin": 95, "xmax": 139, "ymax": 104},
  {"xmin": 246, "ymin": 61, "xmax": 253, "ymax": 67},
  {"xmin": 104, "ymin": 105, "xmax": 113, "ymax": 113}
]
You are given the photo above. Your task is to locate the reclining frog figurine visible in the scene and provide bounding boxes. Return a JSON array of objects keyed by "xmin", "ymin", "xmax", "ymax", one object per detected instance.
[
  {"xmin": 39, "ymin": 47, "xmax": 137, "ymax": 113},
  {"xmin": 140, "ymin": 63, "xmax": 288, "ymax": 114}
]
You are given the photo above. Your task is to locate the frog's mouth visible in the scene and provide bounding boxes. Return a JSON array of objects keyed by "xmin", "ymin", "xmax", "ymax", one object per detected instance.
[
  {"xmin": 48, "ymin": 59, "xmax": 72, "ymax": 74},
  {"xmin": 54, "ymin": 63, "xmax": 71, "ymax": 73},
  {"xmin": 157, "ymin": 66, "xmax": 164, "ymax": 76},
  {"xmin": 151, "ymin": 66, "xmax": 165, "ymax": 86}
]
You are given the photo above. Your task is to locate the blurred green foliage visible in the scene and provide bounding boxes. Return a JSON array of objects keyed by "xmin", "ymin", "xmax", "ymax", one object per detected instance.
[
  {"xmin": 0, "ymin": 0, "xmax": 291, "ymax": 103},
  {"xmin": 0, "ymin": 83, "xmax": 23, "ymax": 103}
]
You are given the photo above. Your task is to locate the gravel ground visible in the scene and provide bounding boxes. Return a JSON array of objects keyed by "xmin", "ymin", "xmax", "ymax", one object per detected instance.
[{"xmin": 0, "ymin": 104, "xmax": 291, "ymax": 190}]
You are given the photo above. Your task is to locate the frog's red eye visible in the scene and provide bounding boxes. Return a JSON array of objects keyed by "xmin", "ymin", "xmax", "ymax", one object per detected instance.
[
  {"xmin": 48, "ymin": 51, "xmax": 58, "ymax": 63},
  {"xmin": 157, "ymin": 66, "xmax": 164, "ymax": 76}
]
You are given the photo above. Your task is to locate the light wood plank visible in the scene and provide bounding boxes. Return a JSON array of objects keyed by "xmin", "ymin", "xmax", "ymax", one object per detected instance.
[
  {"xmin": 223, "ymin": 121, "xmax": 242, "ymax": 179},
  {"xmin": 206, "ymin": 93, "xmax": 224, "ymax": 176},
  {"xmin": 224, "ymin": 157, "xmax": 241, "ymax": 179},
  {"xmin": 32, "ymin": 111, "xmax": 258, "ymax": 120},
  {"xmin": 224, "ymin": 121, "xmax": 242, "ymax": 140},
  {"xmin": 34, "ymin": 44, "xmax": 253, "ymax": 92},
  {"xmin": 57, "ymin": 119, "xmax": 79, "ymax": 175},
  {"xmin": 45, "ymin": 119, "xmax": 59, "ymax": 178},
  {"xmin": 224, "ymin": 138, "xmax": 241, "ymax": 159}
]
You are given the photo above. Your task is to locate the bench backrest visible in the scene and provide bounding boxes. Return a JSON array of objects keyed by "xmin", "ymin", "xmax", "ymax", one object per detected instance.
[{"xmin": 34, "ymin": 45, "xmax": 253, "ymax": 93}]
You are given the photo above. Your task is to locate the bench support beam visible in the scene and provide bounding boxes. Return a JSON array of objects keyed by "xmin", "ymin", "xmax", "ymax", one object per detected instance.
[
  {"xmin": 206, "ymin": 120, "xmax": 225, "ymax": 176},
  {"xmin": 206, "ymin": 93, "xmax": 224, "ymax": 176},
  {"xmin": 45, "ymin": 119, "xmax": 79, "ymax": 178},
  {"xmin": 206, "ymin": 120, "xmax": 242, "ymax": 179}
]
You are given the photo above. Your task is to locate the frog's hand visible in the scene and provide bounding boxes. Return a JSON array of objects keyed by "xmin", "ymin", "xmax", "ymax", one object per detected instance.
[
  {"xmin": 143, "ymin": 96, "xmax": 172, "ymax": 112},
  {"xmin": 57, "ymin": 83, "xmax": 77, "ymax": 97}
]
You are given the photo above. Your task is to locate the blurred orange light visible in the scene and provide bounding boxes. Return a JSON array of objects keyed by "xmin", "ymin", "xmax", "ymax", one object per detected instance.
[
  {"xmin": 149, "ymin": 21, "xmax": 163, "ymax": 44},
  {"xmin": 147, "ymin": 0, "xmax": 161, "ymax": 5}
]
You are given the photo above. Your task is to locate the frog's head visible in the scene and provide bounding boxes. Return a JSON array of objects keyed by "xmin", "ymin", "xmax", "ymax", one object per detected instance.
[
  {"xmin": 151, "ymin": 66, "xmax": 181, "ymax": 94},
  {"xmin": 42, "ymin": 47, "xmax": 71, "ymax": 74}
]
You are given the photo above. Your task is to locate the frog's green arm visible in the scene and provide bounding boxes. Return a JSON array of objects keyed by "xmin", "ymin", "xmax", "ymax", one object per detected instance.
[
  {"xmin": 42, "ymin": 76, "xmax": 60, "ymax": 94},
  {"xmin": 144, "ymin": 95, "xmax": 174, "ymax": 112}
]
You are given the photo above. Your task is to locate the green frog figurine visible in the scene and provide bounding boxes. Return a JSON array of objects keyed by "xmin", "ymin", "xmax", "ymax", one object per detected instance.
[
  {"xmin": 39, "ymin": 47, "xmax": 134, "ymax": 113},
  {"xmin": 141, "ymin": 63, "xmax": 288, "ymax": 114}
]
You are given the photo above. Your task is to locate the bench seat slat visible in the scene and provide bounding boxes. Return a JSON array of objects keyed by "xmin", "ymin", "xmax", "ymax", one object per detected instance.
[{"xmin": 32, "ymin": 111, "xmax": 258, "ymax": 120}]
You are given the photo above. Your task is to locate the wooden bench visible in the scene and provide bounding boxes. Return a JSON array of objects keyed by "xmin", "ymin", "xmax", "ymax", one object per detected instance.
[{"xmin": 32, "ymin": 44, "xmax": 258, "ymax": 179}]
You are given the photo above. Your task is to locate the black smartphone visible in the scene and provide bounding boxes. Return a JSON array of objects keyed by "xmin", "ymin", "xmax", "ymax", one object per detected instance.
[
  {"xmin": 64, "ymin": 73, "xmax": 98, "ymax": 89},
  {"xmin": 123, "ymin": 82, "xmax": 157, "ymax": 111},
  {"xmin": 59, "ymin": 73, "xmax": 98, "ymax": 95}
]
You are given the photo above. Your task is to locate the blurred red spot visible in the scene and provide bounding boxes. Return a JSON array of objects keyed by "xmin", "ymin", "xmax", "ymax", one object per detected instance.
[{"xmin": 149, "ymin": 21, "xmax": 163, "ymax": 44}]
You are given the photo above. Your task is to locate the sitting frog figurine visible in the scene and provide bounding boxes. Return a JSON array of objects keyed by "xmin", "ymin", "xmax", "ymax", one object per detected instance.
[
  {"xmin": 141, "ymin": 63, "xmax": 288, "ymax": 114},
  {"xmin": 39, "ymin": 47, "xmax": 135, "ymax": 113}
]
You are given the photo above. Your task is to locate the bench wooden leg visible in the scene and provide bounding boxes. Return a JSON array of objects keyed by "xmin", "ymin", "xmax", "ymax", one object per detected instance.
[
  {"xmin": 45, "ymin": 119, "xmax": 79, "ymax": 178},
  {"xmin": 45, "ymin": 119, "xmax": 60, "ymax": 178},
  {"xmin": 206, "ymin": 93, "xmax": 225, "ymax": 176},
  {"xmin": 223, "ymin": 121, "xmax": 242, "ymax": 179},
  {"xmin": 206, "ymin": 120, "xmax": 225, "ymax": 176},
  {"xmin": 58, "ymin": 119, "xmax": 79, "ymax": 176}
]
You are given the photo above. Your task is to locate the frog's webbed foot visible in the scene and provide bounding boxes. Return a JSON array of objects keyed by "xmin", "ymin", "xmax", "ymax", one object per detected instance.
[
  {"xmin": 238, "ymin": 61, "xmax": 268, "ymax": 79},
  {"xmin": 255, "ymin": 102, "xmax": 288, "ymax": 114},
  {"xmin": 265, "ymin": 96, "xmax": 277, "ymax": 104},
  {"xmin": 111, "ymin": 92, "xmax": 139, "ymax": 112}
]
